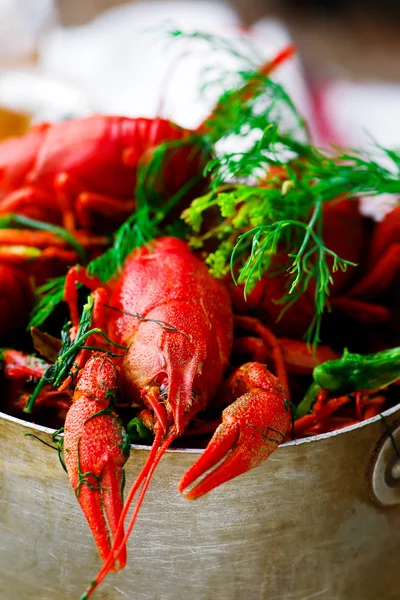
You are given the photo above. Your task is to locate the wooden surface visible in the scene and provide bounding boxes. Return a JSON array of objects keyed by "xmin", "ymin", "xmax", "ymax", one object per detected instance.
[{"xmin": 1, "ymin": 409, "xmax": 400, "ymax": 600}]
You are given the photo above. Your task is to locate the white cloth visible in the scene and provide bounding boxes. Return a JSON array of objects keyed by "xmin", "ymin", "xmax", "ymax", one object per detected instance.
[
  {"xmin": 0, "ymin": 0, "xmax": 57, "ymax": 59},
  {"xmin": 315, "ymin": 80, "xmax": 400, "ymax": 219},
  {"xmin": 38, "ymin": 2, "xmax": 314, "ymax": 131}
]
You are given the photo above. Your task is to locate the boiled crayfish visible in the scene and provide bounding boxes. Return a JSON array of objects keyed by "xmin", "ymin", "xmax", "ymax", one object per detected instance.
[
  {"xmin": 0, "ymin": 115, "xmax": 206, "ymax": 341},
  {"xmin": 54, "ymin": 236, "xmax": 292, "ymax": 597},
  {"xmin": 0, "ymin": 117, "xmax": 206, "ymax": 234}
]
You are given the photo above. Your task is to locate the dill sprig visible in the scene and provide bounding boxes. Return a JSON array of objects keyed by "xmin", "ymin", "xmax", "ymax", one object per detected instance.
[
  {"xmin": 29, "ymin": 276, "xmax": 66, "ymax": 329},
  {"xmin": 87, "ymin": 206, "xmax": 157, "ymax": 282},
  {"xmin": 25, "ymin": 297, "xmax": 128, "ymax": 412},
  {"xmin": 28, "ymin": 29, "xmax": 400, "ymax": 346},
  {"xmin": 28, "ymin": 208, "xmax": 157, "ymax": 329},
  {"xmin": 24, "ymin": 297, "xmax": 95, "ymax": 412},
  {"xmin": 168, "ymin": 30, "xmax": 400, "ymax": 345},
  {"xmin": 183, "ymin": 120, "xmax": 400, "ymax": 345}
]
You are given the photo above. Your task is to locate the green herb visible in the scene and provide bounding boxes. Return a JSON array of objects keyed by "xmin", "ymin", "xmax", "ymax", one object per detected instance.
[
  {"xmin": 75, "ymin": 436, "xmax": 107, "ymax": 497},
  {"xmin": 24, "ymin": 298, "xmax": 95, "ymax": 412},
  {"xmin": 28, "ymin": 134, "xmax": 208, "ymax": 328},
  {"xmin": 183, "ymin": 121, "xmax": 400, "ymax": 345},
  {"xmin": 28, "ymin": 30, "xmax": 400, "ymax": 346},
  {"xmin": 167, "ymin": 31, "xmax": 400, "ymax": 345},
  {"xmin": 313, "ymin": 347, "xmax": 400, "ymax": 395},
  {"xmin": 0, "ymin": 213, "xmax": 87, "ymax": 263},
  {"xmin": 24, "ymin": 427, "xmax": 67, "ymax": 472},
  {"xmin": 29, "ymin": 276, "xmax": 66, "ymax": 329},
  {"xmin": 87, "ymin": 207, "xmax": 157, "ymax": 282},
  {"xmin": 25, "ymin": 297, "xmax": 129, "ymax": 412},
  {"xmin": 127, "ymin": 417, "xmax": 153, "ymax": 443},
  {"xmin": 296, "ymin": 382, "xmax": 321, "ymax": 419}
]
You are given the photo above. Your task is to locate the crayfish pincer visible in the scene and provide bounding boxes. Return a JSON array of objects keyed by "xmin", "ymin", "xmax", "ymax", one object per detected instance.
[
  {"xmin": 63, "ymin": 354, "xmax": 130, "ymax": 569},
  {"xmin": 178, "ymin": 362, "xmax": 291, "ymax": 500},
  {"xmin": 58, "ymin": 237, "xmax": 291, "ymax": 598}
]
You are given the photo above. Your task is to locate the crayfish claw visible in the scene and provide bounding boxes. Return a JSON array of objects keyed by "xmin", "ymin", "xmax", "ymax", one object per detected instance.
[
  {"xmin": 74, "ymin": 454, "xmax": 126, "ymax": 569},
  {"xmin": 178, "ymin": 419, "xmax": 240, "ymax": 499},
  {"xmin": 64, "ymin": 354, "xmax": 130, "ymax": 567},
  {"xmin": 178, "ymin": 363, "xmax": 292, "ymax": 500}
]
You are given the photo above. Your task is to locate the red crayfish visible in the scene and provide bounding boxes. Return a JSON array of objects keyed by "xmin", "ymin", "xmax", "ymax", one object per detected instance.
[
  {"xmin": 0, "ymin": 117, "xmax": 207, "ymax": 233},
  {"xmin": 55, "ymin": 236, "xmax": 292, "ymax": 597},
  {"xmin": 0, "ymin": 116, "xmax": 206, "ymax": 340}
]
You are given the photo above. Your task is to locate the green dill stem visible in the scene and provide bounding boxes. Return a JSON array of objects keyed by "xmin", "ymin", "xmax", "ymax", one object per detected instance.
[
  {"xmin": 296, "ymin": 382, "xmax": 321, "ymax": 418},
  {"xmin": 53, "ymin": 328, "xmax": 128, "ymax": 386},
  {"xmin": 289, "ymin": 202, "xmax": 320, "ymax": 292},
  {"xmin": 57, "ymin": 329, "xmax": 128, "ymax": 359},
  {"xmin": 155, "ymin": 170, "xmax": 205, "ymax": 221},
  {"xmin": 0, "ymin": 213, "xmax": 87, "ymax": 264},
  {"xmin": 24, "ymin": 432, "xmax": 58, "ymax": 450},
  {"xmin": 23, "ymin": 365, "xmax": 55, "ymax": 413}
]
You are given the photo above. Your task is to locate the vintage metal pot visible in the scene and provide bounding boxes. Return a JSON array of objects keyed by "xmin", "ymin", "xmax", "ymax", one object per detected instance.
[{"xmin": 1, "ymin": 406, "xmax": 400, "ymax": 600}]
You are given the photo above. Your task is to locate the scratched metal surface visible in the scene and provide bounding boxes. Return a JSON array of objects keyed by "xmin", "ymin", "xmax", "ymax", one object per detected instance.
[{"xmin": 1, "ymin": 409, "xmax": 400, "ymax": 600}]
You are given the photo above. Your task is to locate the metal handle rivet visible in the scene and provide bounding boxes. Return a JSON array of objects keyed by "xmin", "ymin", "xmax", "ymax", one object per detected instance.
[
  {"xmin": 391, "ymin": 461, "xmax": 400, "ymax": 480},
  {"xmin": 369, "ymin": 422, "xmax": 400, "ymax": 506}
]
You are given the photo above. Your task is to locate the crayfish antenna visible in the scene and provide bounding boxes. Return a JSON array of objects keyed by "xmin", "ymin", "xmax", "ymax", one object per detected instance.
[
  {"xmin": 81, "ymin": 429, "xmax": 176, "ymax": 600},
  {"xmin": 260, "ymin": 43, "xmax": 296, "ymax": 75}
]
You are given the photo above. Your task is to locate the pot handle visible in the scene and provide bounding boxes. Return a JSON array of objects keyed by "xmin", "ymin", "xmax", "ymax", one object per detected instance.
[{"xmin": 368, "ymin": 421, "xmax": 400, "ymax": 506}]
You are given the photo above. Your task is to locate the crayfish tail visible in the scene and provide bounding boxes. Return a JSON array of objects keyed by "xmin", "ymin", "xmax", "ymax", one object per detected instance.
[
  {"xmin": 63, "ymin": 355, "xmax": 129, "ymax": 571},
  {"xmin": 64, "ymin": 398, "xmax": 128, "ymax": 570}
]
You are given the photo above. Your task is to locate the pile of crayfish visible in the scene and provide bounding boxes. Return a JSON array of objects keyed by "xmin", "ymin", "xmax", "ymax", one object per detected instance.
[{"xmin": 0, "ymin": 44, "xmax": 399, "ymax": 599}]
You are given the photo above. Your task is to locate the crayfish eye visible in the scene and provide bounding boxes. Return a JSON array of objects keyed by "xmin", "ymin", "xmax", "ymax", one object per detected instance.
[{"xmin": 159, "ymin": 383, "xmax": 168, "ymax": 400}]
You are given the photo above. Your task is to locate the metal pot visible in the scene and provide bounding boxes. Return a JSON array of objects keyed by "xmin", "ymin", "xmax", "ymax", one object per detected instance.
[{"xmin": 1, "ymin": 406, "xmax": 400, "ymax": 600}]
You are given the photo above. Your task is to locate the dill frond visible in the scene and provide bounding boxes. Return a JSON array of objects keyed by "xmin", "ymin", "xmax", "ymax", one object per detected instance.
[
  {"xmin": 174, "ymin": 31, "xmax": 400, "ymax": 345},
  {"xmin": 28, "ymin": 136, "xmax": 208, "ymax": 326},
  {"xmin": 28, "ymin": 276, "xmax": 66, "ymax": 329}
]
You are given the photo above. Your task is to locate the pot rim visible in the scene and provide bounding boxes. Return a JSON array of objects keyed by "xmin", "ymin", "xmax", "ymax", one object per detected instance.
[{"xmin": 2, "ymin": 402, "xmax": 400, "ymax": 454}]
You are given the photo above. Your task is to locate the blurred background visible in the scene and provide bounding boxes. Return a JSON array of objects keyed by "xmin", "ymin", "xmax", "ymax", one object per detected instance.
[
  {"xmin": 0, "ymin": 0, "xmax": 399, "ymax": 153},
  {"xmin": 56, "ymin": 0, "xmax": 400, "ymax": 80}
]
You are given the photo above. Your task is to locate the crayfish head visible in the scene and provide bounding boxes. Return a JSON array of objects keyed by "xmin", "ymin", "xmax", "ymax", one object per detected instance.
[
  {"xmin": 121, "ymin": 315, "xmax": 217, "ymax": 437},
  {"xmin": 74, "ymin": 353, "xmax": 119, "ymax": 407},
  {"xmin": 163, "ymin": 352, "xmax": 204, "ymax": 436},
  {"xmin": 125, "ymin": 345, "xmax": 205, "ymax": 438}
]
